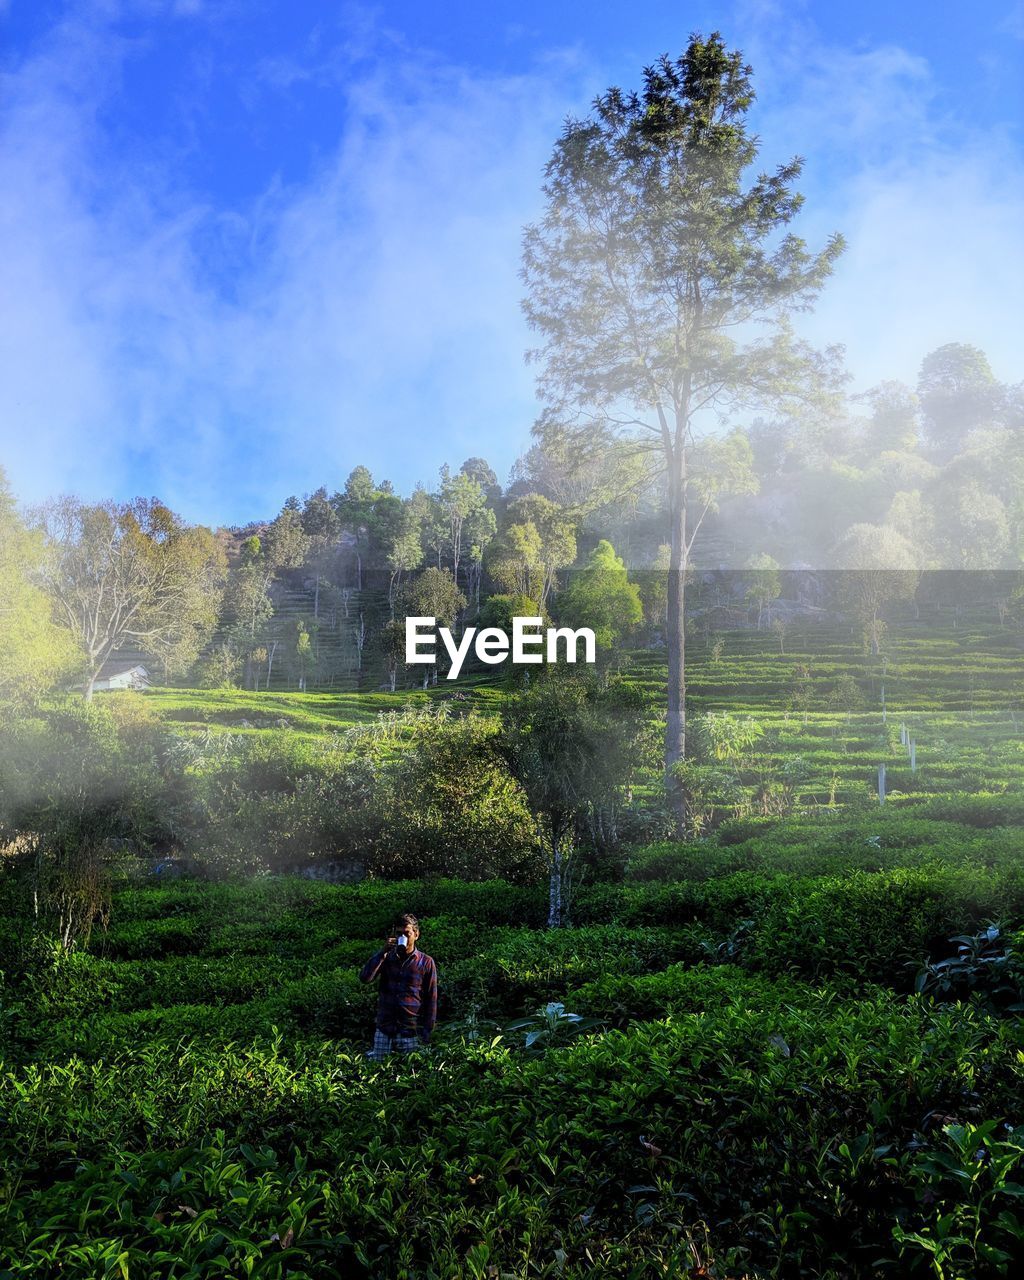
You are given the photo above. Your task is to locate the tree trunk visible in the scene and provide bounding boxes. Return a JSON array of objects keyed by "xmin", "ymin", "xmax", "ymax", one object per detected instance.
[
  {"xmin": 355, "ymin": 614, "xmax": 365, "ymax": 672},
  {"xmin": 665, "ymin": 454, "xmax": 687, "ymax": 829},
  {"xmin": 548, "ymin": 839, "xmax": 563, "ymax": 928}
]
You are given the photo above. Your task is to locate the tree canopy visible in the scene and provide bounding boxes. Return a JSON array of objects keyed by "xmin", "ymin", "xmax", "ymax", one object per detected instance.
[
  {"xmin": 521, "ymin": 31, "xmax": 844, "ymax": 822},
  {"xmin": 0, "ymin": 468, "xmax": 82, "ymax": 707},
  {"xmin": 34, "ymin": 496, "xmax": 226, "ymax": 699}
]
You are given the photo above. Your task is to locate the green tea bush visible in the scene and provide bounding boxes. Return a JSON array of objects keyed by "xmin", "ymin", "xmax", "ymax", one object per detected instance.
[
  {"xmin": 746, "ymin": 865, "xmax": 1024, "ymax": 985},
  {"xmin": 35, "ymin": 972, "xmax": 378, "ymax": 1061},
  {"xmin": 567, "ymin": 963, "xmax": 813, "ymax": 1027},
  {"xmin": 3, "ymin": 993, "xmax": 1022, "ymax": 1278},
  {"xmin": 905, "ymin": 793, "xmax": 1024, "ymax": 828},
  {"xmin": 626, "ymin": 817, "xmax": 1024, "ymax": 884},
  {"xmin": 100, "ymin": 915, "xmax": 206, "ymax": 959},
  {"xmin": 5, "ymin": 615, "xmax": 1024, "ymax": 1275}
]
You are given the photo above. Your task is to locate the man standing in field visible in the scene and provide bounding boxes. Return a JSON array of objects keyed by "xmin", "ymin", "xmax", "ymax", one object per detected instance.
[{"xmin": 359, "ymin": 912, "xmax": 438, "ymax": 1060}]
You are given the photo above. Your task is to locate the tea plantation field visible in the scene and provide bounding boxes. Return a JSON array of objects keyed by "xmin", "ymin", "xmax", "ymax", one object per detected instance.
[
  {"xmin": 4, "ymin": 837, "xmax": 1024, "ymax": 1278},
  {"xmin": 3, "ymin": 619, "xmax": 1024, "ymax": 1278}
]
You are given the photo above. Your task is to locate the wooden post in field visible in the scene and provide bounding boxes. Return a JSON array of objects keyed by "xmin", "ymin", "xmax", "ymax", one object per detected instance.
[
  {"xmin": 900, "ymin": 722, "xmax": 907, "ymax": 746},
  {"xmin": 910, "ymin": 740, "xmax": 916, "ymax": 772},
  {"xmin": 878, "ymin": 763, "xmax": 886, "ymax": 805}
]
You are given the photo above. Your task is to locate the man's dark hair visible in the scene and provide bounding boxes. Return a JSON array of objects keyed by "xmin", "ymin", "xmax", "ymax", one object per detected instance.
[{"xmin": 396, "ymin": 912, "xmax": 419, "ymax": 931}]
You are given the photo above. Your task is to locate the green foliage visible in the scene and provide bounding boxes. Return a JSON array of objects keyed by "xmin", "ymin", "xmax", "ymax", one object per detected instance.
[
  {"xmin": 3, "ymin": 961, "xmax": 1023, "ymax": 1278},
  {"xmin": 501, "ymin": 1001, "xmax": 604, "ymax": 1052},
  {"xmin": 894, "ymin": 1121, "xmax": 1024, "ymax": 1276},
  {"xmin": 692, "ymin": 710, "xmax": 764, "ymax": 762},
  {"xmin": 666, "ymin": 760, "xmax": 742, "ymax": 836},
  {"xmin": 556, "ymin": 539, "xmax": 642, "ymax": 650},
  {"xmin": 833, "ymin": 524, "xmax": 920, "ymax": 654},
  {"xmin": 522, "ymin": 32, "xmax": 844, "ymax": 778},
  {"xmin": 367, "ymin": 707, "xmax": 542, "ymax": 883},
  {"xmin": 180, "ymin": 730, "xmax": 383, "ymax": 875},
  {"xmin": 498, "ymin": 671, "xmax": 651, "ymax": 924},
  {"xmin": 34, "ymin": 494, "xmax": 226, "ymax": 695},
  {"xmin": 0, "ymin": 467, "xmax": 83, "ymax": 707},
  {"xmin": 0, "ymin": 700, "xmax": 180, "ymax": 949},
  {"xmin": 3, "ymin": 613, "xmax": 1024, "ymax": 1272},
  {"xmin": 2, "ymin": 826, "xmax": 1024, "ymax": 1278},
  {"xmin": 404, "ymin": 567, "xmax": 466, "ymax": 631},
  {"xmin": 913, "ymin": 924, "xmax": 1024, "ymax": 1011},
  {"xmin": 743, "ymin": 552, "xmax": 782, "ymax": 627},
  {"xmin": 918, "ymin": 342, "xmax": 999, "ymax": 455}
]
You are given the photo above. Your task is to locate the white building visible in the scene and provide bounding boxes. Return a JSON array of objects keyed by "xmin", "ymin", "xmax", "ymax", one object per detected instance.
[{"xmin": 91, "ymin": 663, "xmax": 152, "ymax": 692}]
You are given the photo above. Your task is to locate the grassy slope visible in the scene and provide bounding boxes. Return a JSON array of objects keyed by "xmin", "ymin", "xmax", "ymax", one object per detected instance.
[{"xmin": 143, "ymin": 614, "xmax": 1024, "ymax": 808}]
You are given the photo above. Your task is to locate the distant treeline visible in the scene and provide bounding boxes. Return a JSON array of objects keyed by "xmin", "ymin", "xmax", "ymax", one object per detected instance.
[{"xmin": 1, "ymin": 339, "xmax": 1022, "ymax": 700}]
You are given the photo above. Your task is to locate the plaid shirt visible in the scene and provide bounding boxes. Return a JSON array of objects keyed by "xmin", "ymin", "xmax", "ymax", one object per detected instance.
[{"xmin": 359, "ymin": 946, "xmax": 438, "ymax": 1040}]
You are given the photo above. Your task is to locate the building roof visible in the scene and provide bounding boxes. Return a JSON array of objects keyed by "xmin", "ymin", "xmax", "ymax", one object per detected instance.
[{"xmin": 95, "ymin": 660, "xmax": 150, "ymax": 680}]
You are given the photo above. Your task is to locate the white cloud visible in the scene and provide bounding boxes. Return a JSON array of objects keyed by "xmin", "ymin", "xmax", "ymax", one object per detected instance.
[
  {"xmin": 0, "ymin": 11, "xmax": 597, "ymax": 523},
  {"xmin": 740, "ymin": 19, "xmax": 1023, "ymax": 390},
  {"xmin": 0, "ymin": 4, "xmax": 1020, "ymax": 531},
  {"xmin": 807, "ymin": 144, "xmax": 1024, "ymax": 391}
]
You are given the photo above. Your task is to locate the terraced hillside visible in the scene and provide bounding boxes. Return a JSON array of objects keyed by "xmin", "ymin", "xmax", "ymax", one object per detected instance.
[{"xmin": 5, "ymin": 615, "xmax": 1024, "ymax": 1276}]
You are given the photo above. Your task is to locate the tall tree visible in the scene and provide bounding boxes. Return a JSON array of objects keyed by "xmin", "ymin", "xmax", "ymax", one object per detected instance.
[
  {"xmin": 859, "ymin": 380, "xmax": 920, "ymax": 455},
  {"xmin": 384, "ymin": 505, "xmax": 424, "ymax": 614},
  {"xmin": 918, "ymin": 343, "xmax": 999, "ymax": 459},
  {"xmin": 334, "ymin": 466, "xmax": 379, "ymax": 588},
  {"xmin": 225, "ymin": 535, "xmax": 275, "ymax": 688},
  {"xmin": 486, "ymin": 521, "xmax": 545, "ymax": 602},
  {"xmin": 459, "ymin": 457, "xmax": 502, "ymax": 506},
  {"xmin": 505, "ymin": 494, "xmax": 577, "ymax": 605},
  {"xmin": 35, "ymin": 496, "xmax": 225, "ymax": 699},
  {"xmin": 0, "ymin": 469, "xmax": 82, "ymax": 706},
  {"xmin": 263, "ymin": 503, "xmax": 308, "ymax": 574},
  {"xmin": 521, "ymin": 34, "xmax": 844, "ymax": 822},
  {"xmin": 556, "ymin": 538, "xmax": 642, "ymax": 652},
  {"xmin": 498, "ymin": 672, "xmax": 648, "ymax": 926},
  {"xmin": 833, "ymin": 523, "xmax": 920, "ymax": 654},
  {"xmin": 437, "ymin": 464, "xmax": 488, "ymax": 586},
  {"xmin": 463, "ymin": 504, "xmax": 497, "ymax": 612},
  {"xmin": 404, "ymin": 567, "xmax": 467, "ymax": 685},
  {"xmin": 743, "ymin": 553, "xmax": 782, "ymax": 629},
  {"xmin": 300, "ymin": 486, "xmax": 342, "ymax": 619}
]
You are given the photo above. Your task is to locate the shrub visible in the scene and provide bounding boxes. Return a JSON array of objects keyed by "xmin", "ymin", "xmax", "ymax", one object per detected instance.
[{"xmin": 368, "ymin": 710, "xmax": 543, "ymax": 883}]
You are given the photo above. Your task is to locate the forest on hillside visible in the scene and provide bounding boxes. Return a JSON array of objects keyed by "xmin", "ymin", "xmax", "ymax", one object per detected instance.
[{"xmin": 3, "ymin": 336, "xmax": 1023, "ymax": 706}]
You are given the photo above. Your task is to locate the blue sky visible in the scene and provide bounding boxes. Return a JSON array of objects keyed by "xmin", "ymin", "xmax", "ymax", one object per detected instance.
[{"xmin": 1, "ymin": 0, "xmax": 1022, "ymax": 527}]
